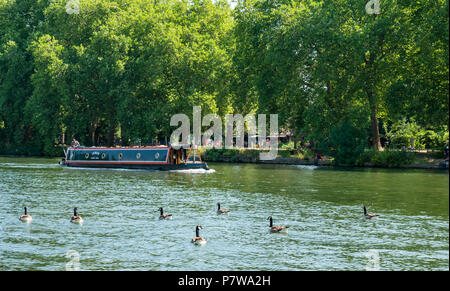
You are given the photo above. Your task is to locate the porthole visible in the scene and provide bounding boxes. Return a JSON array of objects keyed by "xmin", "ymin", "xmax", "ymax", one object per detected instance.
[
  {"xmin": 101, "ymin": 153, "xmax": 106, "ymax": 159},
  {"xmin": 136, "ymin": 153, "xmax": 141, "ymax": 159},
  {"xmin": 155, "ymin": 152, "xmax": 160, "ymax": 159},
  {"xmin": 118, "ymin": 153, "xmax": 123, "ymax": 159},
  {"xmin": 85, "ymin": 153, "xmax": 89, "ymax": 159}
]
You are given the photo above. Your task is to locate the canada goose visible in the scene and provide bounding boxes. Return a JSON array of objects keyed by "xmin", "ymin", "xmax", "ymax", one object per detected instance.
[
  {"xmin": 158, "ymin": 207, "xmax": 173, "ymax": 220},
  {"xmin": 19, "ymin": 207, "xmax": 32, "ymax": 223},
  {"xmin": 191, "ymin": 225, "xmax": 207, "ymax": 246},
  {"xmin": 267, "ymin": 216, "xmax": 289, "ymax": 233},
  {"xmin": 363, "ymin": 205, "xmax": 379, "ymax": 219},
  {"xmin": 216, "ymin": 203, "xmax": 230, "ymax": 215},
  {"xmin": 70, "ymin": 207, "xmax": 83, "ymax": 224}
]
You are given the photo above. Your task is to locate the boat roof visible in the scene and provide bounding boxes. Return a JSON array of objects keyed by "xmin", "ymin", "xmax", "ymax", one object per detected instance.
[{"xmin": 68, "ymin": 146, "xmax": 171, "ymax": 150}]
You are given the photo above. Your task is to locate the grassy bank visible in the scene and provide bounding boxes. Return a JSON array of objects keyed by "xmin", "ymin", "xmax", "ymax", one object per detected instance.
[{"xmin": 200, "ymin": 148, "xmax": 449, "ymax": 169}]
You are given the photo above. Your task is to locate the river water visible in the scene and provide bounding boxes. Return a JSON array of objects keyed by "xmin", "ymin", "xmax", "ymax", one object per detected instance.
[{"xmin": 0, "ymin": 157, "xmax": 448, "ymax": 270}]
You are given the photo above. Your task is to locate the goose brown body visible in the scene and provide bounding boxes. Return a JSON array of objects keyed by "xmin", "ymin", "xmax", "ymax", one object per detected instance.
[
  {"xmin": 158, "ymin": 207, "xmax": 173, "ymax": 220},
  {"xmin": 70, "ymin": 207, "xmax": 83, "ymax": 224},
  {"xmin": 363, "ymin": 205, "xmax": 379, "ymax": 219},
  {"xmin": 216, "ymin": 203, "xmax": 229, "ymax": 215},
  {"xmin": 19, "ymin": 207, "xmax": 32, "ymax": 223},
  {"xmin": 267, "ymin": 216, "xmax": 289, "ymax": 233},
  {"xmin": 191, "ymin": 225, "xmax": 207, "ymax": 245}
]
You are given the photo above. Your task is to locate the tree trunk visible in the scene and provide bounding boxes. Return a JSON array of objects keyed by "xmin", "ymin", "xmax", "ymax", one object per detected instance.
[
  {"xmin": 107, "ymin": 128, "xmax": 115, "ymax": 147},
  {"xmin": 91, "ymin": 130, "xmax": 95, "ymax": 147},
  {"xmin": 91, "ymin": 123, "xmax": 97, "ymax": 146},
  {"xmin": 365, "ymin": 54, "xmax": 382, "ymax": 151},
  {"xmin": 369, "ymin": 100, "xmax": 382, "ymax": 151}
]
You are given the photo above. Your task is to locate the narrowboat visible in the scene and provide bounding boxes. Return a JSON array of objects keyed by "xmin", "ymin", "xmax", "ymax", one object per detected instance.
[{"xmin": 59, "ymin": 145, "xmax": 209, "ymax": 171}]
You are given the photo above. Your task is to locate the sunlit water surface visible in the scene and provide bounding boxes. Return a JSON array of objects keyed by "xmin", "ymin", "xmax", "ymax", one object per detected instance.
[{"xmin": 0, "ymin": 157, "xmax": 448, "ymax": 270}]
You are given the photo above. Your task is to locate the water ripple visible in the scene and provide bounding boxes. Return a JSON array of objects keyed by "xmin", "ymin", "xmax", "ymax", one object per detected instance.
[{"xmin": 0, "ymin": 158, "xmax": 448, "ymax": 270}]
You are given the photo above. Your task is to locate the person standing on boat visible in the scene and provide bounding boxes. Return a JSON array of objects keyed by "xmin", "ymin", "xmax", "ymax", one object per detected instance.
[{"xmin": 71, "ymin": 138, "xmax": 80, "ymax": 148}]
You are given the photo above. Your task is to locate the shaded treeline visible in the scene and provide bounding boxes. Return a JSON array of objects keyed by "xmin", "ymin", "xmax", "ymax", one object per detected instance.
[{"xmin": 0, "ymin": 0, "xmax": 448, "ymax": 164}]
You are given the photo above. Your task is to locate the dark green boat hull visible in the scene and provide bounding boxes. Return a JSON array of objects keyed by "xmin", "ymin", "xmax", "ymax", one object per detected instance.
[{"xmin": 60, "ymin": 146, "xmax": 209, "ymax": 171}]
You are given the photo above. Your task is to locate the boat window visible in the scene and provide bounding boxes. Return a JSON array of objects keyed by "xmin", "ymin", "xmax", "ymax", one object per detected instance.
[
  {"xmin": 155, "ymin": 152, "xmax": 160, "ymax": 159},
  {"xmin": 85, "ymin": 153, "xmax": 89, "ymax": 159},
  {"xmin": 101, "ymin": 153, "xmax": 106, "ymax": 159},
  {"xmin": 136, "ymin": 153, "xmax": 141, "ymax": 159},
  {"xmin": 119, "ymin": 153, "xmax": 123, "ymax": 159}
]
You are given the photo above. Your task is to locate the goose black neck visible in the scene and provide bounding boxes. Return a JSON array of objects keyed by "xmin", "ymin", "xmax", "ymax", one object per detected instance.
[
  {"xmin": 363, "ymin": 206, "xmax": 367, "ymax": 215},
  {"xmin": 24, "ymin": 207, "xmax": 27, "ymax": 215},
  {"xmin": 160, "ymin": 208, "xmax": 164, "ymax": 215},
  {"xmin": 196, "ymin": 226, "xmax": 200, "ymax": 237},
  {"xmin": 74, "ymin": 208, "xmax": 77, "ymax": 216},
  {"xmin": 269, "ymin": 217, "xmax": 273, "ymax": 227},
  {"xmin": 217, "ymin": 203, "xmax": 220, "ymax": 210}
]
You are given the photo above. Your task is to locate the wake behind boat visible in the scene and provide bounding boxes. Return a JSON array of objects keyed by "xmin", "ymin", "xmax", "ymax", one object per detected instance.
[{"xmin": 59, "ymin": 145, "xmax": 209, "ymax": 171}]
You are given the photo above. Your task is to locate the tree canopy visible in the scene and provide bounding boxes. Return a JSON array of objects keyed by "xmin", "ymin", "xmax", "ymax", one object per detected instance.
[{"xmin": 0, "ymin": 0, "xmax": 448, "ymax": 160}]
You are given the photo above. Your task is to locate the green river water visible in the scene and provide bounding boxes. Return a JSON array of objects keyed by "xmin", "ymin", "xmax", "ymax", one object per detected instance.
[{"xmin": 0, "ymin": 157, "xmax": 448, "ymax": 270}]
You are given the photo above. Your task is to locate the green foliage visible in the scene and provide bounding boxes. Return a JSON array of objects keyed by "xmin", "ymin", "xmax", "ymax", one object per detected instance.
[
  {"xmin": 327, "ymin": 121, "xmax": 367, "ymax": 166},
  {"xmin": 233, "ymin": 0, "xmax": 448, "ymax": 153},
  {"xmin": 280, "ymin": 141, "xmax": 294, "ymax": 150},
  {"xmin": 386, "ymin": 119, "xmax": 448, "ymax": 150},
  {"xmin": 277, "ymin": 150, "xmax": 291, "ymax": 158},
  {"xmin": 203, "ymin": 148, "xmax": 260, "ymax": 162},
  {"xmin": 0, "ymin": 0, "xmax": 448, "ymax": 159},
  {"xmin": 357, "ymin": 149, "xmax": 415, "ymax": 168},
  {"xmin": 296, "ymin": 148, "xmax": 315, "ymax": 160},
  {"xmin": 417, "ymin": 130, "xmax": 446, "ymax": 150},
  {"xmin": 1, "ymin": 0, "xmax": 235, "ymax": 156},
  {"xmin": 386, "ymin": 119, "xmax": 420, "ymax": 148}
]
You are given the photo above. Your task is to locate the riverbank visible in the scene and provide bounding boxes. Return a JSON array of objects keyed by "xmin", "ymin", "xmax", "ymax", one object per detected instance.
[
  {"xmin": 1, "ymin": 148, "xmax": 448, "ymax": 170},
  {"xmin": 200, "ymin": 148, "xmax": 449, "ymax": 170}
]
